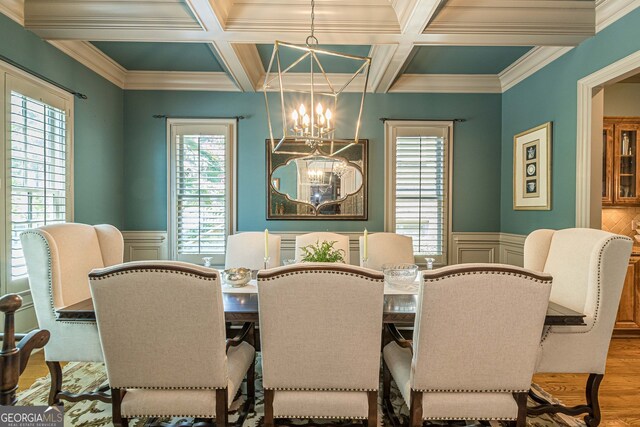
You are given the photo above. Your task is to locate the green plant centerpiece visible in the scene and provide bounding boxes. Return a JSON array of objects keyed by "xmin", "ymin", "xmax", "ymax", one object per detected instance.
[{"xmin": 300, "ymin": 240, "xmax": 346, "ymax": 263}]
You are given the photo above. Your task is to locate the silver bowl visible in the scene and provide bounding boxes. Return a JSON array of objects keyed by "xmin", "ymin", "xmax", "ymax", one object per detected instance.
[
  {"xmin": 222, "ymin": 268, "xmax": 252, "ymax": 287},
  {"xmin": 382, "ymin": 263, "xmax": 419, "ymax": 290}
]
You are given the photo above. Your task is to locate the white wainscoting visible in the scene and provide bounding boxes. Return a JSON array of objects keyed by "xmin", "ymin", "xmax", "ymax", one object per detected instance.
[
  {"xmin": 121, "ymin": 230, "xmax": 527, "ymax": 267},
  {"xmin": 450, "ymin": 232, "xmax": 526, "ymax": 266},
  {"xmin": 122, "ymin": 231, "xmax": 169, "ymax": 262}
]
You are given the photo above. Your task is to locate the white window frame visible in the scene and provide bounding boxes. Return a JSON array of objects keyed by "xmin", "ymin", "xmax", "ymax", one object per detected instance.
[
  {"xmin": 0, "ymin": 60, "xmax": 74, "ymax": 298},
  {"xmin": 167, "ymin": 118, "xmax": 237, "ymax": 265},
  {"xmin": 384, "ymin": 120, "xmax": 453, "ymax": 266}
]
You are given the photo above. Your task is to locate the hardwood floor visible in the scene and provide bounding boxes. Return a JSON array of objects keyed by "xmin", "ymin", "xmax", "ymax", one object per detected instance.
[{"xmin": 18, "ymin": 339, "xmax": 640, "ymax": 425}]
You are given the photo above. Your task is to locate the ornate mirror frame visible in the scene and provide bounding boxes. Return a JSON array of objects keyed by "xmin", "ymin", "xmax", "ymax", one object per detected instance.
[{"xmin": 266, "ymin": 139, "xmax": 368, "ymax": 220}]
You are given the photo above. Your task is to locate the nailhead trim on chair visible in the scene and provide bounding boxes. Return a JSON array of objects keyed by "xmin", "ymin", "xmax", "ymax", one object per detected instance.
[
  {"xmin": 124, "ymin": 414, "xmax": 216, "ymax": 418},
  {"xmin": 270, "ymin": 387, "xmax": 378, "ymax": 392},
  {"xmin": 90, "ymin": 268, "xmax": 218, "ymax": 281},
  {"xmin": 258, "ymin": 270, "xmax": 384, "ymax": 282},
  {"xmin": 416, "ymin": 388, "xmax": 530, "ymax": 393},
  {"xmin": 115, "ymin": 386, "xmax": 225, "ymax": 390},
  {"xmin": 423, "ymin": 417, "xmax": 516, "ymax": 421},
  {"xmin": 423, "ymin": 269, "xmax": 552, "ymax": 284},
  {"xmin": 21, "ymin": 231, "xmax": 98, "ymax": 326},
  {"xmin": 539, "ymin": 235, "xmax": 629, "ymax": 343},
  {"xmin": 274, "ymin": 415, "xmax": 367, "ymax": 420}
]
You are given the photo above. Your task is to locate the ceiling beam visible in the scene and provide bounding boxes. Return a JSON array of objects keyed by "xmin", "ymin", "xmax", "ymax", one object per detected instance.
[
  {"xmin": 184, "ymin": 0, "xmax": 259, "ymax": 92},
  {"xmin": 374, "ymin": 0, "xmax": 447, "ymax": 93}
]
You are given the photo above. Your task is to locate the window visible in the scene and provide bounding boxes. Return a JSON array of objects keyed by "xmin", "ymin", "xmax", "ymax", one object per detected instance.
[
  {"xmin": 168, "ymin": 119, "xmax": 236, "ymax": 265},
  {"xmin": 385, "ymin": 121, "xmax": 452, "ymax": 265},
  {"xmin": 1, "ymin": 67, "xmax": 74, "ymax": 291}
]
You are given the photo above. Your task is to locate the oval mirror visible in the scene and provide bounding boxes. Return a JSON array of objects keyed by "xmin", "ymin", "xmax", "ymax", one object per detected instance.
[{"xmin": 271, "ymin": 155, "xmax": 363, "ymax": 208}]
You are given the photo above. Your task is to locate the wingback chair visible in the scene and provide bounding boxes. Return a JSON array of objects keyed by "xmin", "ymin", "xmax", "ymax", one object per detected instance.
[
  {"xmin": 295, "ymin": 232, "xmax": 350, "ymax": 264},
  {"xmin": 358, "ymin": 232, "xmax": 414, "ymax": 270},
  {"xmin": 524, "ymin": 228, "xmax": 632, "ymax": 426},
  {"xmin": 89, "ymin": 261, "xmax": 255, "ymax": 427},
  {"xmin": 20, "ymin": 223, "xmax": 124, "ymax": 405},
  {"xmin": 257, "ymin": 264, "xmax": 384, "ymax": 426},
  {"xmin": 225, "ymin": 232, "xmax": 281, "ymax": 270},
  {"xmin": 383, "ymin": 264, "xmax": 553, "ymax": 426}
]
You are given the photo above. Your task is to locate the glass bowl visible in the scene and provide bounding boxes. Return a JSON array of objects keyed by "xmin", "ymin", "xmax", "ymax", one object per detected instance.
[
  {"xmin": 382, "ymin": 263, "xmax": 419, "ymax": 290},
  {"xmin": 222, "ymin": 268, "xmax": 252, "ymax": 287}
]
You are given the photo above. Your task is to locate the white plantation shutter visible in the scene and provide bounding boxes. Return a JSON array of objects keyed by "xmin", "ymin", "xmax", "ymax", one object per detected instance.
[
  {"xmin": 169, "ymin": 120, "xmax": 235, "ymax": 264},
  {"xmin": 386, "ymin": 122, "xmax": 451, "ymax": 265},
  {"xmin": 7, "ymin": 78, "xmax": 72, "ymax": 282}
]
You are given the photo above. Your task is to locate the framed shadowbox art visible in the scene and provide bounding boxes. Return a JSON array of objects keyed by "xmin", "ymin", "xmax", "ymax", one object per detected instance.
[{"xmin": 513, "ymin": 122, "xmax": 552, "ymax": 210}]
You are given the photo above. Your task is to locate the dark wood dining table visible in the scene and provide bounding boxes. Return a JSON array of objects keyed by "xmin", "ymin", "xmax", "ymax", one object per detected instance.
[{"xmin": 56, "ymin": 293, "xmax": 586, "ymax": 326}]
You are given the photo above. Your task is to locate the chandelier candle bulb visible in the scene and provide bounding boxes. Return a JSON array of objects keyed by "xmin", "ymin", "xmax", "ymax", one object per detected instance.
[{"xmin": 363, "ymin": 228, "xmax": 368, "ymax": 260}]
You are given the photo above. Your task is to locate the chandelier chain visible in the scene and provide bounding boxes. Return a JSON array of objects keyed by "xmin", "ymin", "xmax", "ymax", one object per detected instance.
[{"xmin": 306, "ymin": 0, "xmax": 318, "ymax": 45}]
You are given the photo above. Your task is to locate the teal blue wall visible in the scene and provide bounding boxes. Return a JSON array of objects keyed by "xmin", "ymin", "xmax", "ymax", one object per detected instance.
[
  {"xmin": 123, "ymin": 91, "xmax": 502, "ymax": 232},
  {"xmin": 501, "ymin": 8, "xmax": 640, "ymax": 235},
  {"xmin": 0, "ymin": 14, "xmax": 125, "ymax": 227}
]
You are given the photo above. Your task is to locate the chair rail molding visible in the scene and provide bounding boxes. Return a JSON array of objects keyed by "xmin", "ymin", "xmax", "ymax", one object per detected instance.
[
  {"xmin": 576, "ymin": 49, "xmax": 640, "ymax": 228},
  {"xmin": 122, "ymin": 231, "xmax": 168, "ymax": 262}
]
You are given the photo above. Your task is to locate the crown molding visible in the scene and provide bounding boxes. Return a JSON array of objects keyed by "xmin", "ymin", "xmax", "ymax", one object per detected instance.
[
  {"xmin": 498, "ymin": 47, "xmax": 574, "ymax": 93},
  {"xmin": 596, "ymin": 0, "xmax": 640, "ymax": 32},
  {"xmin": 48, "ymin": 40, "xmax": 126, "ymax": 88},
  {"xmin": 389, "ymin": 74, "xmax": 502, "ymax": 93},
  {"xmin": 0, "ymin": 0, "xmax": 24, "ymax": 25},
  {"xmin": 124, "ymin": 71, "xmax": 239, "ymax": 91}
]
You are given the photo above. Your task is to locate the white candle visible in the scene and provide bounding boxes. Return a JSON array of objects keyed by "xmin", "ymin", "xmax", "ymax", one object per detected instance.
[
  {"xmin": 363, "ymin": 228, "xmax": 368, "ymax": 260},
  {"xmin": 264, "ymin": 229, "xmax": 269, "ymax": 259}
]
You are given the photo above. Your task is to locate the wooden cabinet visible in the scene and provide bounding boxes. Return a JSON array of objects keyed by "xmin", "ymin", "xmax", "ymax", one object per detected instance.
[
  {"xmin": 603, "ymin": 117, "xmax": 640, "ymax": 206},
  {"xmin": 615, "ymin": 256, "xmax": 640, "ymax": 333}
]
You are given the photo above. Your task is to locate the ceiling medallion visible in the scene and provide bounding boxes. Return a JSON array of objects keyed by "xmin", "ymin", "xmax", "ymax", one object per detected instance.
[{"xmin": 262, "ymin": 0, "xmax": 371, "ymax": 155}]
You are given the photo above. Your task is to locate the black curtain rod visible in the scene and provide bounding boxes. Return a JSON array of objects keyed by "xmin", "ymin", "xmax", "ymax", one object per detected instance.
[
  {"xmin": 379, "ymin": 117, "xmax": 466, "ymax": 123},
  {"xmin": 153, "ymin": 115, "xmax": 246, "ymax": 120},
  {"xmin": 0, "ymin": 54, "xmax": 87, "ymax": 100}
]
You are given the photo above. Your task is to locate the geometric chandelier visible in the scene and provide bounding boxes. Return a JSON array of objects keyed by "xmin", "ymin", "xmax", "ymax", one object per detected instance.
[{"xmin": 262, "ymin": 0, "xmax": 371, "ymax": 154}]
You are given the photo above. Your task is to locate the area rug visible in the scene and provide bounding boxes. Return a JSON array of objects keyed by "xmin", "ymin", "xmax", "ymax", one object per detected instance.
[{"xmin": 16, "ymin": 355, "xmax": 584, "ymax": 427}]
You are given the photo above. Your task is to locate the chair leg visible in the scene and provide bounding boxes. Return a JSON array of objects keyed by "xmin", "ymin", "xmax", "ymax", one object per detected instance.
[
  {"xmin": 367, "ymin": 390, "xmax": 378, "ymax": 427},
  {"xmin": 513, "ymin": 392, "xmax": 528, "ymax": 427},
  {"xmin": 46, "ymin": 361, "xmax": 62, "ymax": 406},
  {"xmin": 247, "ymin": 358, "xmax": 255, "ymax": 404},
  {"xmin": 527, "ymin": 373, "xmax": 604, "ymax": 427},
  {"xmin": 409, "ymin": 390, "xmax": 423, "ymax": 427},
  {"xmin": 111, "ymin": 388, "xmax": 128, "ymax": 427},
  {"xmin": 216, "ymin": 388, "xmax": 228, "ymax": 427},
  {"xmin": 584, "ymin": 374, "xmax": 604, "ymax": 427},
  {"xmin": 264, "ymin": 389, "xmax": 275, "ymax": 427}
]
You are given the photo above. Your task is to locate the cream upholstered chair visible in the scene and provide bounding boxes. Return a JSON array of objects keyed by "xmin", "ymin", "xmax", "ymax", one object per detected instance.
[
  {"xmin": 524, "ymin": 228, "xmax": 632, "ymax": 426},
  {"xmin": 225, "ymin": 232, "xmax": 281, "ymax": 269},
  {"xmin": 295, "ymin": 232, "xmax": 350, "ymax": 263},
  {"xmin": 257, "ymin": 263, "xmax": 384, "ymax": 426},
  {"xmin": 383, "ymin": 264, "xmax": 553, "ymax": 426},
  {"xmin": 89, "ymin": 261, "xmax": 255, "ymax": 427},
  {"xmin": 358, "ymin": 232, "xmax": 414, "ymax": 270},
  {"xmin": 20, "ymin": 223, "xmax": 123, "ymax": 405}
]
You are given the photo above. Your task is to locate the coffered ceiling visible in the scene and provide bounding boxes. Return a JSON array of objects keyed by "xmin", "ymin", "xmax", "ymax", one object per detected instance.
[{"xmin": 0, "ymin": 0, "xmax": 636, "ymax": 93}]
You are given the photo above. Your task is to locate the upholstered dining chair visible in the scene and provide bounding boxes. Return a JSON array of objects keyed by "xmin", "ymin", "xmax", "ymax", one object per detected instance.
[
  {"xmin": 383, "ymin": 264, "xmax": 553, "ymax": 426},
  {"xmin": 524, "ymin": 228, "xmax": 632, "ymax": 426},
  {"xmin": 257, "ymin": 263, "xmax": 384, "ymax": 426},
  {"xmin": 89, "ymin": 261, "xmax": 255, "ymax": 427},
  {"xmin": 358, "ymin": 232, "xmax": 414, "ymax": 270},
  {"xmin": 295, "ymin": 232, "xmax": 350, "ymax": 263},
  {"xmin": 20, "ymin": 223, "xmax": 124, "ymax": 406},
  {"xmin": 225, "ymin": 232, "xmax": 281, "ymax": 270}
]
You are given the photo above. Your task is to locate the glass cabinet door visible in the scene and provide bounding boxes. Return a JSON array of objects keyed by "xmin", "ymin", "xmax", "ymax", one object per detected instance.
[
  {"xmin": 614, "ymin": 124, "xmax": 640, "ymax": 204},
  {"xmin": 603, "ymin": 123, "xmax": 614, "ymax": 205}
]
